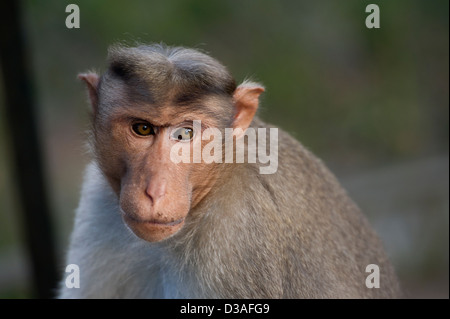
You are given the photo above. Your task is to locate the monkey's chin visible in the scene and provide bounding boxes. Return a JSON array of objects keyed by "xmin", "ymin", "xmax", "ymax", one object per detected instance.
[{"xmin": 122, "ymin": 214, "xmax": 185, "ymax": 242}]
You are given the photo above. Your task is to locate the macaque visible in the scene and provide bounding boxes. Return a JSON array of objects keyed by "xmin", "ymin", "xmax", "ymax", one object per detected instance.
[{"xmin": 59, "ymin": 43, "xmax": 401, "ymax": 298}]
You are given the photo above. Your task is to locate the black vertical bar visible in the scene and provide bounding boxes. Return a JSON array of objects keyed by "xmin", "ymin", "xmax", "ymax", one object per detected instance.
[{"xmin": 0, "ymin": 1, "xmax": 58, "ymax": 298}]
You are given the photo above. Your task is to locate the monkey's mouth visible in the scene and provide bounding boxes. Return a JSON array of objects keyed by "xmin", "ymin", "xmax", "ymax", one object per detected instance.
[
  {"xmin": 120, "ymin": 209, "xmax": 187, "ymax": 242},
  {"xmin": 122, "ymin": 212, "xmax": 185, "ymax": 227}
]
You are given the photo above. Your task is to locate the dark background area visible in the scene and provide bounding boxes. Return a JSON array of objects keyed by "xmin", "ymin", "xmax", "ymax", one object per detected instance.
[{"xmin": 0, "ymin": 0, "xmax": 448, "ymax": 298}]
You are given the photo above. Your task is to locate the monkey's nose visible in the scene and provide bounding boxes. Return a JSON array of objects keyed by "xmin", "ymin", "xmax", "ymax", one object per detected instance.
[{"xmin": 145, "ymin": 179, "xmax": 167, "ymax": 205}]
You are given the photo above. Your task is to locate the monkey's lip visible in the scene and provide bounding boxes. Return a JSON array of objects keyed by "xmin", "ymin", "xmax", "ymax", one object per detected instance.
[{"xmin": 123, "ymin": 213, "xmax": 185, "ymax": 227}]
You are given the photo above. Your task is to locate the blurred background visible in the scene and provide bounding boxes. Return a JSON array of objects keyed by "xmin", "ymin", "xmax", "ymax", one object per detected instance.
[{"xmin": 0, "ymin": 0, "xmax": 448, "ymax": 298}]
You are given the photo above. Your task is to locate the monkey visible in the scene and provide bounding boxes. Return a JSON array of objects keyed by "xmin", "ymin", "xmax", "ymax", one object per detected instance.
[{"xmin": 59, "ymin": 43, "xmax": 402, "ymax": 298}]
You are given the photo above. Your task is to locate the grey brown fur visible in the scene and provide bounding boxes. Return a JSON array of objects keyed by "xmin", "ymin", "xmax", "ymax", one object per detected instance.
[{"xmin": 60, "ymin": 44, "xmax": 401, "ymax": 298}]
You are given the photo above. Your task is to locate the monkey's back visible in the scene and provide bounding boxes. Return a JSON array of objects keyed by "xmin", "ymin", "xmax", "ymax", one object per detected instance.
[{"xmin": 245, "ymin": 118, "xmax": 401, "ymax": 297}]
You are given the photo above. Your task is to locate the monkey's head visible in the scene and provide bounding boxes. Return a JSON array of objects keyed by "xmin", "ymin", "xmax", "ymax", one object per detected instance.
[{"xmin": 79, "ymin": 44, "xmax": 264, "ymax": 242}]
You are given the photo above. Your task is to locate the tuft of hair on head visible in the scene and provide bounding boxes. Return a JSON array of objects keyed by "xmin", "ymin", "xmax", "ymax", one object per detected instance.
[{"xmin": 105, "ymin": 43, "xmax": 237, "ymax": 97}]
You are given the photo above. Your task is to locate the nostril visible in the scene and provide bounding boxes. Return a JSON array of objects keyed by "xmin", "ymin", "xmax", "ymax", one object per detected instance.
[
  {"xmin": 145, "ymin": 191, "xmax": 154, "ymax": 205},
  {"xmin": 145, "ymin": 179, "xmax": 167, "ymax": 205}
]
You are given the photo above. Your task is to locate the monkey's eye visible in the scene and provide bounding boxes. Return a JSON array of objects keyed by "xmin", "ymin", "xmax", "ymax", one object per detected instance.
[
  {"xmin": 170, "ymin": 127, "xmax": 194, "ymax": 141},
  {"xmin": 132, "ymin": 123, "xmax": 155, "ymax": 136}
]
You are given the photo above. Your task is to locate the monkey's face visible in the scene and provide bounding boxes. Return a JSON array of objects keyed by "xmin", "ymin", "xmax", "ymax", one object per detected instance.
[
  {"xmin": 79, "ymin": 46, "xmax": 263, "ymax": 242},
  {"xmin": 94, "ymin": 102, "xmax": 225, "ymax": 243}
]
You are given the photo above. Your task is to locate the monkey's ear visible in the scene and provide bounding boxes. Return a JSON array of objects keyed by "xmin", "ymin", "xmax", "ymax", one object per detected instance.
[
  {"xmin": 232, "ymin": 82, "xmax": 265, "ymax": 135},
  {"xmin": 78, "ymin": 73, "xmax": 100, "ymax": 113}
]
